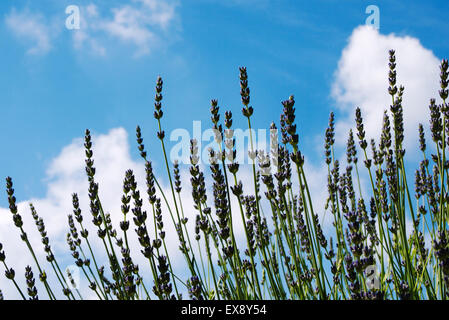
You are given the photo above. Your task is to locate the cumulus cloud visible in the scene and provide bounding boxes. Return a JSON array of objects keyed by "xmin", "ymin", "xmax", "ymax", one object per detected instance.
[
  {"xmin": 331, "ymin": 25, "xmax": 441, "ymax": 151},
  {"xmin": 300, "ymin": 25, "xmax": 442, "ymax": 232},
  {"xmin": 297, "ymin": 25, "xmax": 444, "ymax": 247},
  {"xmin": 5, "ymin": 8, "xmax": 53, "ymax": 55}
]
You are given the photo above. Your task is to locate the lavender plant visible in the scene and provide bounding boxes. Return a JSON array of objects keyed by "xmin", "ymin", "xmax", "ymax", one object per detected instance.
[{"xmin": 1, "ymin": 51, "xmax": 449, "ymax": 300}]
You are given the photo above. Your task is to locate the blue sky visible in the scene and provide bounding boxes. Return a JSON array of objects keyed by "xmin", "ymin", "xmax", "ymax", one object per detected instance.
[
  {"xmin": 0, "ymin": 0, "xmax": 447, "ymax": 206},
  {"xmin": 1, "ymin": 0, "xmax": 449, "ymax": 299}
]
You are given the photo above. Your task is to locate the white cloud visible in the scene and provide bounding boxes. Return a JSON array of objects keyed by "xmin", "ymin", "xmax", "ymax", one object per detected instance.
[
  {"xmin": 100, "ymin": 6, "xmax": 156, "ymax": 56},
  {"xmin": 72, "ymin": 5, "xmax": 106, "ymax": 57},
  {"xmin": 86, "ymin": 4, "xmax": 99, "ymax": 18},
  {"xmin": 331, "ymin": 25, "xmax": 441, "ymax": 151},
  {"xmin": 300, "ymin": 25, "xmax": 442, "ymax": 235},
  {"xmin": 5, "ymin": 1, "xmax": 178, "ymax": 57},
  {"xmin": 310, "ymin": 25, "xmax": 441, "ymax": 260},
  {"xmin": 5, "ymin": 9, "xmax": 52, "ymax": 55},
  {"xmin": 74, "ymin": 0, "xmax": 179, "ymax": 57},
  {"xmin": 135, "ymin": 0, "xmax": 177, "ymax": 29}
]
